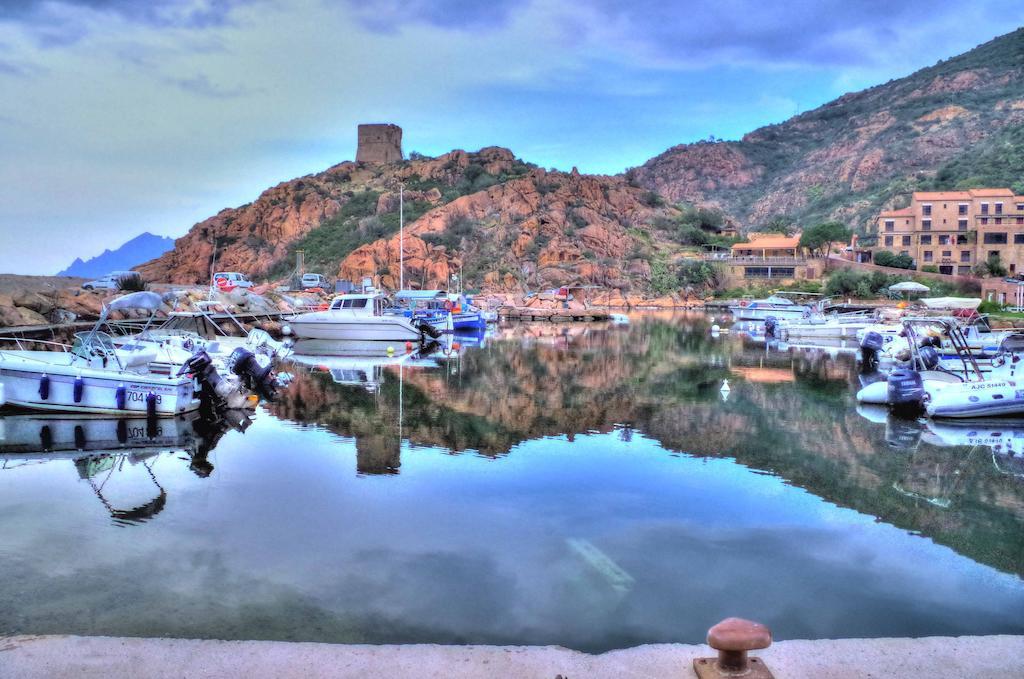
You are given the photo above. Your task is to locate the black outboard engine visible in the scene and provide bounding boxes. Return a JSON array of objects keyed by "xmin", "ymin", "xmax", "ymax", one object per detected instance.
[
  {"xmin": 764, "ymin": 316, "xmax": 778, "ymax": 339},
  {"xmin": 887, "ymin": 368, "xmax": 924, "ymax": 413},
  {"xmin": 860, "ymin": 331, "xmax": 884, "ymax": 373},
  {"xmin": 178, "ymin": 351, "xmax": 227, "ymax": 408},
  {"xmin": 227, "ymin": 347, "xmax": 277, "ymax": 400},
  {"xmin": 917, "ymin": 345, "xmax": 940, "ymax": 371},
  {"xmin": 416, "ymin": 319, "xmax": 441, "ymax": 340}
]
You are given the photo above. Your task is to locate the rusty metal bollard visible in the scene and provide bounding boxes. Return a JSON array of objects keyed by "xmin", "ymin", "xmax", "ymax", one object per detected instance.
[{"xmin": 693, "ymin": 617, "xmax": 774, "ymax": 678}]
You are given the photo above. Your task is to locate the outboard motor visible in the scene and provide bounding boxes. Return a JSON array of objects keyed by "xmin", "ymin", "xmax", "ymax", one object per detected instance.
[
  {"xmin": 887, "ymin": 368, "xmax": 924, "ymax": 413},
  {"xmin": 860, "ymin": 331, "xmax": 884, "ymax": 373},
  {"xmin": 227, "ymin": 347, "xmax": 277, "ymax": 400},
  {"xmin": 917, "ymin": 345, "xmax": 940, "ymax": 371},
  {"xmin": 178, "ymin": 351, "xmax": 230, "ymax": 408},
  {"xmin": 764, "ymin": 316, "xmax": 778, "ymax": 339}
]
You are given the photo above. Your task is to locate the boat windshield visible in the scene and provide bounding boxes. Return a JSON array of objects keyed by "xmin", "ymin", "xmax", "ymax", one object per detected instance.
[{"xmin": 72, "ymin": 331, "xmax": 120, "ymax": 365}]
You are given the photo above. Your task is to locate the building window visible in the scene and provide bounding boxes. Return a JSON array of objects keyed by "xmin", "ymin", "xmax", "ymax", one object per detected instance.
[
  {"xmin": 989, "ymin": 251, "xmax": 1001, "ymax": 261},
  {"xmin": 958, "ymin": 218, "xmax": 968, "ymax": 230},
  {"xmin": 939, "ymin": 265, "xmax": 954, "ymax": 275},
  {"xmin": 939, "ymin": 235, "xmax": 950, "ymax": 245},
  {"xmin": 923, "ymin": 251, "xmax": 933, "ymax": 262},
  {"xmin": 983, "ymin": 232, "xmax": 1008, "ymax": 244},
  {"xmin": 1016, "ymin": 203, "xmax": 1024, "ymax": 211},
  {"xmin": 884, "ymin": 236, "xmax": 893, "ymax": 246},
  {"xmin": 996, "ymin": 218, "xmax": 1003, "ymax": 225},
  {"xmin": 920, "ymin": 235, "xmax": 932, "ymax": 245},
  {"xmin": 981, "ymin": 218, "xmax": 989, "ymax": 225},
  {"xmin": 1018, "ymin": 217, "xmax": 1024, "ymax": 225},
  {"xmin": 995, "ymin": 203, "xmax": 1003, "ymax": 214},
  {"xmin": 956, "ymin": 234, "xmax": 969, "ymax": 245},
  {"xmin": 942, "ymin": 251, "xmax": 952, "ymax": 258},
  {"xmin": 922, "ymin": 204, "xmax": 932, "ymax": 216},
  {"xmin": 922, "ymin": 219, "xmax": 932, "ymax": 230},
  {"xmin": 959, "ymin": 203, "xmax": 969, "ymax": 215},
  {"xmin": 902, "ymin": 235, "xmax": 911, "ymax": 246},
  {"xmin": 900, "ymin": 250, "xmax": 910, "ymax": 257},
  {"xmin": 961, "ymin": 251, "xmax": 971, "ymax": 262},
  {"xmin": 743, "ymin": 267, "xmax": 794, "ymax": 279},
  {"xmin": 1016, "ymin": 234, "xmax": 1024, "ymax": 244},
  {"xmin": 884, "ymin": 220, "xmax": 894, "ymax": 232},
  {"xmin": 981, "ymin": 203, "xmax": 989, "ymax": 214},
  {"xmin": 957, "ymin": 266, "xmax": 971, "ymax": 275}
]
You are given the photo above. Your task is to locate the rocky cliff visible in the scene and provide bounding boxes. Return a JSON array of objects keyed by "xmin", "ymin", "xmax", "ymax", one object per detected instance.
[
  {"xmin": 632, "ymin": 28, "xmax": 1024, "ymax": 231},
  {"xmin": 138, "ymin": 146, "xmax": 683, "ymax": 291}
]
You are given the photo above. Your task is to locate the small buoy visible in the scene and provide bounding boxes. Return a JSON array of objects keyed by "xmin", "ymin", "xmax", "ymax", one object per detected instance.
[
  {"xmin": 405, "ymin": 341, "xmax": 413, "ymax": 353},
  {"xmin": 73, "ymin": 375, "xmax": 84, "ymax": 403},
  {"xmin": 720, "ymin": 379, "xmax": 731, "ymax": 393},
  {"xmin": 452, "ymin": 342, "xmax": 461, "ymax": 351},
  {"xmin": 281, "ymin": 324, "xmax": 292, "ymax": 336},
  {"xmin": 709, "ymin": 316, "xmax": 715, "ymax": 323},
  {"xmin": 39, "ymin": 374, "xmax": 50, "ymax": 400},
  {"xmin": 386, "ymin": 346, "xmax": 395, "ymax": 356},
  {"xmin": 115, "ymin": 383, "xmax": 126, "ymax": 410},
  {"xmin": 711, "ymin": 324, "xmax": 721, "ymax": 333},
  {"xmin": 74, "ymin": 425, "xmax": 86, "ymax": 450}
]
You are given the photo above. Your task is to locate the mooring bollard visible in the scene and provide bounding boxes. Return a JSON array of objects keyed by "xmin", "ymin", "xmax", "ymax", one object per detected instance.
[{"xmin": 693, "ymin": 617, "xmax": 773, "ymax": 678}]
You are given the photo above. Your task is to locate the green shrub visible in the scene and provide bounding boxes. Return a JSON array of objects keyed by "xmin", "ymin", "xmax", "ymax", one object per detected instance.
[
  {"xmin": 920, "ymin": 265, "xmax": 939, "ymax": 273},
  {"xmin": 978, "ymin": 300, "xmax": 1005, "ymax": 313},
  {"xmin": 874, "ymin": 250, "xmax": 914, "ymax": 269}
]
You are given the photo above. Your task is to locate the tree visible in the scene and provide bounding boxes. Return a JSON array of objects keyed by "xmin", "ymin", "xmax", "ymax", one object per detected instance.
[
  {"xmin": 873, "ymin": 250, "xmax": 914, "ymax": 269},
  {"xmin": 761, "ymin": 215, "xmax": 795, "ymax": 235},
  {"xmin": 799, "ymin": 221, "xmax": 851, "ymax": 270}
]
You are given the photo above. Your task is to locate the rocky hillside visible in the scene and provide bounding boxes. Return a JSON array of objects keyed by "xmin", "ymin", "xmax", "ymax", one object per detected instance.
[
  {"xmin": 139, "ymin": 147, "xmax": 686, "ymax": 291},
  {"xmin": 632, "ymin": 28, "xmax": 1024, "ymax": 231}
]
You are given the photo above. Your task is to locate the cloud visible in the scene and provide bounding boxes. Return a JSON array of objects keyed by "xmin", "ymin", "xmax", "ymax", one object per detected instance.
[
  {"xmin": 163, "ymin": 72, "xmax": 258, "ymax": 98},
  {"xmin": 343, "ymin": 0, "xmax": 526, "ymax": 33},
  {"xmin": 0, "ymin": 0, "xmax": 248, "ymax": 46}
]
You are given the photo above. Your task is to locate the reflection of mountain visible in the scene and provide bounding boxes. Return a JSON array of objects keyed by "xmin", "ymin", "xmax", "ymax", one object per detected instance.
[{"xmin": 271, "ymin": 316, "xmax": 1024, "ymax": 577}]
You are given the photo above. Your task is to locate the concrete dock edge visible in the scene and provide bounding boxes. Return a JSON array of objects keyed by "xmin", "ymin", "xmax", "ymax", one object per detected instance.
[{"xmin": 1, "ymin": 634, "xmax": 1022, "ymax": 678}]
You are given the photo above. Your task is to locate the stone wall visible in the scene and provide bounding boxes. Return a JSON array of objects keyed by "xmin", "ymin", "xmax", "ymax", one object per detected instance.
[{"xmin": 356, "ymin": 124, "xmax": 403, "ymax": 164}]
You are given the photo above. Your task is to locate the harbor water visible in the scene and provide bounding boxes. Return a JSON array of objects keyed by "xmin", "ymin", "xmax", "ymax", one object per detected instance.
[{"xmin": 1, "ymin": 312, "xmax": 1023, "ymax": 652}]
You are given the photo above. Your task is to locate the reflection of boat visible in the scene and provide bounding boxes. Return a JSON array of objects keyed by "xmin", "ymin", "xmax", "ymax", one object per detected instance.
[
  {"xmin": 288, "ymin": 351, "xmax": 442, "ymax": 391},
  {"xmin": 0, "ymin": 413, "xmax": 196, "ymax": 458},
  {"xmin": 923, "ymin": 419, "xmax": 1024, "ymax": 456},
  {"xmin": 287, "ymin": 294, "xmax": 433, "ymax": 342}
]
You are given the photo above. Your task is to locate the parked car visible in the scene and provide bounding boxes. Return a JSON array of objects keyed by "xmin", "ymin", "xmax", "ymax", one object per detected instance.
[
  {"xmin": 300, "ymin": 273, "xmax": 331, "ymax": 290},
  {"xmin": 82, "ymin": 271, "xmax": 135, "ymax": 290},
  {"xmin": 212, "ymin": 272, "xmax": 254, "ymax": 289}
]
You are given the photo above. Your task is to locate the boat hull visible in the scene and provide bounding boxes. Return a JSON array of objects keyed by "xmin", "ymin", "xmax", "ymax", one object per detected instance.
[
  {"xmin": 288, "ymin": 317, "xmax": 422, "ymax": 342},
  {"xmin": 926, "ymin": 380, "xmax": 1024, "ymax": 418},
  {"xmin": 0, "ymin": 359, "xmax": 197, "ymax": 416},
  {"xmin": 729, "ymin": 306, "xmax": 809, "ymax": 321}
]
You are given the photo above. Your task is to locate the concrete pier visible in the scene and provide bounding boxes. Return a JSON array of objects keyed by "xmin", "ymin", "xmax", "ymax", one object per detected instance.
[{"xmin": 1, "ymin": 634, "xmax": 1021, "ymax": 678}]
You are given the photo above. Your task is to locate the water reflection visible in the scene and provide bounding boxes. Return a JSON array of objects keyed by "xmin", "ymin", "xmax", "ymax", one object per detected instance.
[{"xmin": 1, "ymin": 313, "xmax": 1022, "ymax": 649}]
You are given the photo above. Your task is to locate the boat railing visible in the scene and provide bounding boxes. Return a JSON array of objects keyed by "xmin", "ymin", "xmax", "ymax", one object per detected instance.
[{"xmin": 0, "ymin": 336, "xmax": 72, "ymax": 353}]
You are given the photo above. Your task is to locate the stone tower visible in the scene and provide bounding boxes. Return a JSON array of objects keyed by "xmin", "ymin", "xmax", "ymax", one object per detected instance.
[{"xmin": 356, "ymin": 123, "xmax": 403, "ymax": 164}]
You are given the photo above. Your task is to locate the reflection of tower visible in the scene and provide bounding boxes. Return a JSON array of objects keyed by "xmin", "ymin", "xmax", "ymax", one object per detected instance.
[{"xmin": 356, "ymin": 362, "xmax": 404, "ymax": 475}]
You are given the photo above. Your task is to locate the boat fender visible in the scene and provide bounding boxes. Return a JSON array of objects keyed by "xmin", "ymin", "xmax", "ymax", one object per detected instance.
[
  {"xmin": 146, "ymin": 392, "xmax": 157, "ymax": 419},
  {"xmin": 39, "ymin": 374, "xmax": 50, "ymax": 400},
  {"xmin": 117, "ymin": 418, "xmax": 128, "ymax": 444},
  {"xmin": 764, "ymin": 316, "xmax": 778, "ymax": 339},
  {"xmin": 39, "ymin": 425, "xmax": 52, "ymax": 451},
  {"xmin": 74, "ymin": 425, "xmax": 86, "ymax": 450},
  {"xmin": 73, "ymin": 375, "xmax": 84, "ymax": 403},
  {"xmin": 116, "ymin": 383, "xmax": 127, "ymax": 410},
  {"xmin": 887, "ymin": 369, "xmax": 924, "ymax": 413}
]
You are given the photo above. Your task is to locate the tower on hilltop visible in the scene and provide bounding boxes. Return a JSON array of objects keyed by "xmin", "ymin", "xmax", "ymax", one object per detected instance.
[{"xmin": 356, "ymin": 124, "xmax": 403, "ymax": 164}]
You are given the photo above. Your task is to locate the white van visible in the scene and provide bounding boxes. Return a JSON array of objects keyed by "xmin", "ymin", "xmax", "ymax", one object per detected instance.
[
  {"xmin": 82, "ymin": 271, "xmax": 135, "ymax": 290},
  {"xmin": 212, "ymin": 272, "xmax": 254, "ymax": 289},
  {"xmin": 300, "ymin": 273, "xmax": 330, "ymax": 290}
]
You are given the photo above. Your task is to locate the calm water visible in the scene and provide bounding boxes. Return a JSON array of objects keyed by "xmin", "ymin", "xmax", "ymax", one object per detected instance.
[{"xmin": 1, "ymin": 313, "xmax": 1023, "ymax": 652}]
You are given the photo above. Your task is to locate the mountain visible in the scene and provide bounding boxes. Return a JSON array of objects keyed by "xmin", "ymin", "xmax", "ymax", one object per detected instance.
[
  {"xmin": 140, "ymin": 28, "xmax": 1024, "ymax": 289},
  {"xmin": 59, "ymin": 232, "xmax": 174, "ymax": 278},
  {"xmin": 631, "ymin": 28, "xmax": 1024, "ymax": 232},
  {"xmin": 138, "ymin": 147, "xmax": 688, "ymax": 291}
]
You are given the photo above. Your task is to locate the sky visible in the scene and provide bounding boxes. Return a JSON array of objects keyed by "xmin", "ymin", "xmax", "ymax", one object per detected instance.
[{"xmin": 0, "ymin": 0, "xmax": 1021, "ymax": 275}]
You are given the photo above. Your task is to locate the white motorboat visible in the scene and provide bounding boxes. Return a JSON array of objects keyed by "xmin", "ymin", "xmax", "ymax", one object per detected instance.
[
  {"xmin": 729, "ymin": 292, "xmax": 821, "ymax": 321},
  {"xmin": 0, "ymin": 332, "xmax": 197, "ymax": 416},
  {"xmin": 286, "ymin": 293, "xmax": 431, "ymax": 342}
]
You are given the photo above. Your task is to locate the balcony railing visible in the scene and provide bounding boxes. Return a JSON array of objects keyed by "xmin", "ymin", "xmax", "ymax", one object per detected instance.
[{"xmin": 698, "ymin": 254, "xmax": 810, "ymax": 265}]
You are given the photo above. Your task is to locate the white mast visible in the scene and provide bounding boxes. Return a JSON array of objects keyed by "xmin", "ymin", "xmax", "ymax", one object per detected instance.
[{"xmin": 399, "ymin": 182, "xmax": 404, "ymax": 291}]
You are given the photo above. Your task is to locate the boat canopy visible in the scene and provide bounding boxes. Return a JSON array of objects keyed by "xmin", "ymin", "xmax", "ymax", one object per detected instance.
[
  {"xmin": 394, "ymin": 290, "xmax": 446, "ymax": 301},
  {"xmin": 920, "ymin": 297, "xmax": 982, "ymax": 310},
  {"xmin": 106, "ymin": 291, "xmax": 164, "ymax": 313}
]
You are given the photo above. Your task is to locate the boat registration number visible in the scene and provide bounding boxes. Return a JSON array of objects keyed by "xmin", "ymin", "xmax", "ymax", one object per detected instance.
[{"xmin": 128, "ymin": 391, "xmax": 162, "ymax": 404}]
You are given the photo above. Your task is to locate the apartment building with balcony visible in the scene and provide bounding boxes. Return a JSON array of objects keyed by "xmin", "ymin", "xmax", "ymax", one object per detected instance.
[{"xmin": 874, "ymin": 188, "xmax": 1024, "ymax": 275}]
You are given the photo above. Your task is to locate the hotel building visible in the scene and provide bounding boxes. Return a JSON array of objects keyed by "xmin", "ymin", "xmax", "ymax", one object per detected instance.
[{"xmin": 874, "ymin": 188, "xmax": 1024, "ymax": 275}]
